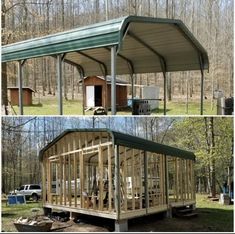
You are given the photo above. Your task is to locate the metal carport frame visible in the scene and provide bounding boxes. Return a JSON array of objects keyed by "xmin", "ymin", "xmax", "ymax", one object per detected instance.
[{"xmin": 2, "ymin": 15, "xmax": 209, "ymax": 115}]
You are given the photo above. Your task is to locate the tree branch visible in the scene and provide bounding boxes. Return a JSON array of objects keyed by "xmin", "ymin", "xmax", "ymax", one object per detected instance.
[{"xmin": 160, "ymin": 119, "xmax": 175, "ymax": 144}]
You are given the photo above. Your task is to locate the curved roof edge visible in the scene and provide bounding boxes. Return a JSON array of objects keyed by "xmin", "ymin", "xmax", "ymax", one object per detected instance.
[
  {"xmin": 120, "ymin": 16, "xmax": 209, "ymax": 70},
  {"xmin": 39, "ymin": 128, "xmax": 195, "ymax": 161}
]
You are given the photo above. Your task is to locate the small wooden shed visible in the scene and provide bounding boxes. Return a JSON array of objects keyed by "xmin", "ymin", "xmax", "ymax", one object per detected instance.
[
  {"xmin": 83, "ymin": 76, "xmax": 128, "ymax": 109},
  {"xmin": 39, "ymin": 129, "xmax": 196, "ymax": 231},
  {"xmin": 8, "ymin": 87, "xmax": 34, "ymax": 106}
]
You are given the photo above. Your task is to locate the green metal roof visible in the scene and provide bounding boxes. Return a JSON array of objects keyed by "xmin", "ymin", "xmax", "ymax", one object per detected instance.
[
  {"xmin": 39, "ymin": 128, "xmax": 195, "ymax": 161},
  {"xmin": 2, "ymin": 17, "xmax": 124, "ymax": 62},
  {"xmin": 2, "ymin": 16, "xmax": 208, "ymax": 75}
]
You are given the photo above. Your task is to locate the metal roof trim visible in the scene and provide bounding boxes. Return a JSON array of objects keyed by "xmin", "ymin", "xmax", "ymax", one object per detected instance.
[
  {"xmin": 2, "ymin": 17, "xmax": 125, "ymax": 62},
  {"xmin": 2, "ymin": 41, "xmax": 119, "ymax": 63},
  {"xmin": 2, "ymin": 17, "xmax": 126, "ymax": 49},
  {"xmin": 3, "ymin": 30, "xmax": 120, "ymax": 55},
  {"xmin": 39, "ymin": 128, "xmax": 195, "ymax": 162}
]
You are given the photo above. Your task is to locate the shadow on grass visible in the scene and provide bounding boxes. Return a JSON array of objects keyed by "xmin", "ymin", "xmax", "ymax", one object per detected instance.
[
  {"xmin": 152, "ymin": 108, "xmax": 171, "ymax": 114},
  {"xmin": 2, "ymin": 212, "xmax": 17, "ymax": 217},
  {"xmin": 128, "ymin": 207, "xmax": 233, "ymax": 232},
  {"xmin": 26, "ymin": 200, "xmax": 40, "ymax": 204},
  {"xmin": 116, "ymin": 107, "xmax": 171, "ymax": 115},
  {"xmin": 30, "ymin": 103, "xmax": 43, "ymax": 107}
]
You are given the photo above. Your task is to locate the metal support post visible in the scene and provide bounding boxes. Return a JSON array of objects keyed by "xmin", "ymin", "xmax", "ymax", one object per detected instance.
[
  {"xmin": 131, "ymin": 74, "xmax": 134, "ymax": 108},
  {"xmin": 18, "ymin": 61, "xmax": 23, "ymax": 115},
  {"xmin": 75, "ymin": 65, "xmax": 85, "ymax": 115},
  {"xmin": 57, "ymin": 54, "xmax": 63, "ymax": 115},
  {"xmin": 111, "ymin": 46, "xmax": 117, "ymax": 115},
  {"xmin": 82, "ymin": 75, "xmax": 85, "ymax": 115},
  {"xmin": 114, "ymin": 145, "xmax": 120, "ymax": 219},
  {"xmin": 104, "ymin": 75, "xmax": 108, "ymax": 113},
  {"xmin": 18, "ymin": 60, "xmax": 26, "ymax": 115},
  {"xmin": 200, "ymin": 70, "xmax": 204, "ymax": 115},
  {"xmin": 163, "ymin": 71, "xmax": 167, "ymax": 115}
]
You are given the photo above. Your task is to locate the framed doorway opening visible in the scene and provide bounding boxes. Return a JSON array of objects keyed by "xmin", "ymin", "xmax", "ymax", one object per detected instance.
[{"xmin": 95, "ymin": 85, "xmax": 102, "ymax": 106}]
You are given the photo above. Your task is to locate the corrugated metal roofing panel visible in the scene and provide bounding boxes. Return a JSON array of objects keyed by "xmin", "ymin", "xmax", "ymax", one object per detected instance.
[
  {"xmin": 2, "ymin": 16, "xmax": 125, "ymax": 62},
  {"xmin": 2, "ymin": 15, "xmax": 209, "ymax": 74}
]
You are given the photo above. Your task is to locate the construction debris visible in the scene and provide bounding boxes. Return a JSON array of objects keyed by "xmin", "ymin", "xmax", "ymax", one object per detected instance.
[
  {"xmin": 14, "ymin": 216, "xmax": 53, "ymax": 232},
  {"xmin": 15, "ymin": 216, "xmax": 53, "ymax": 226},
  {"xmin": 49, "ymin": 211, "xmax": 70, "ymax": 222}
]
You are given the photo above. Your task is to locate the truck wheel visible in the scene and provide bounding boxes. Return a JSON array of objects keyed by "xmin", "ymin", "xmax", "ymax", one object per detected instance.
[{"xmin": 32, "ymin": 193, "xmax": 38, "ymax": 201}]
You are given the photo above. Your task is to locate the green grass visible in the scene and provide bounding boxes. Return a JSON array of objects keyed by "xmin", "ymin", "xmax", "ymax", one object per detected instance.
[
  {"xmin": 154, "ymin": 100, "xmax": 216, "ymax": 115},
  {"xmin": 11, "ymin": 98, "xmax": 84, "ymax": 116},
  {"xmin": 195, "ymin": 194, "xmax": 234, "ymax": 232},
  {"xmin": 9, "ymin": 96, "xmax": 217, "ymax": 115},
  {"xmin": 2, "ymin": 201, "xmax": 43, "ymax": 232},
  {"xmin": 2, "ymin": 194, "xmax": 233, "ymax": 232}
]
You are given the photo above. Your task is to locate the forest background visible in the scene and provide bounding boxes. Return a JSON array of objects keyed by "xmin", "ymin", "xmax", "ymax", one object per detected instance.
[{"xmin": 2, "ymin": 116, "xmax": 233, "ymax": 198}]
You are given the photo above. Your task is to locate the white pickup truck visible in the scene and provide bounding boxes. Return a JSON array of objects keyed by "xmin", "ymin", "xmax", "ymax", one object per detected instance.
[{"xmin": 15, "ymin": 184, "xmax": 42, "ymax": 201}]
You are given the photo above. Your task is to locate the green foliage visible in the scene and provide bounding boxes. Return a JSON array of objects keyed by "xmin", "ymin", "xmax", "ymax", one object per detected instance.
[{"xmin": 167, "ymin": 117, "xmax": 233, "ymax": 192}]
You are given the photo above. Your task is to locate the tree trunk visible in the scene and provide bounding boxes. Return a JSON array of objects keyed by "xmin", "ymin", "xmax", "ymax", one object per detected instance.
[
  {"xmin": 166, "ymin": 0, "xmax": 169, "ymax": 17},
  {"xmin": 71, "ymin": 67, "xmax": 75, "ymax": 100},
  {"xmin": 42, "ymin": 59, "xmax": 46, "ymax": 96},
  {"xmin": 19, "ymin": 148, "xmax": 23, "ymax": 186},
  {"xmin": 167, "ymin": 73, "xmax": 172, "ymax": 101},
  {"xmin": 33, "ymin": 60, "xmax": 37, "ymax": 96},
  {"xmin": 153, "ymin": 0, "xmax": 158, "ymax": 17},
  {"xmin": 209, "ymin": 117, "xmax": 216, "ymax": 197},
  {"xmin": 46, "ymin": 3, "xmax": 52, "ymax": 95},
  {"xmin": 1, "ymin": 0, "xmax": 8, "ymax": 114},
  {"xmin": 2, "ymin": 126, "xmax": 6, "ymax": 193}
]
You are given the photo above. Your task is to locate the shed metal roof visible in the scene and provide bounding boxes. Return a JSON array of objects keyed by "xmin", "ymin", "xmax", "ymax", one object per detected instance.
[
  {"xmin": 2, "ymin": 15, "xmax": 208, "ymax": 76},
  {"xmin": 7, "ymin": 86, "xmax": 35, "ymax": 92},
  {"xmin": 82, "ymin": 76, "xmax": 128, "ymax": 85},
  {"xmin": 39, "ymin": 128, "xmax": 195, "ymax": 161}
]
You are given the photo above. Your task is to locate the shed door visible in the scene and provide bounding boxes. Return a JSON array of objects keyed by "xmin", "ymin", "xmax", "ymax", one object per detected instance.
[{"xmin": 86, "ymin": 86, "xmax": 95, "ymax": 107}]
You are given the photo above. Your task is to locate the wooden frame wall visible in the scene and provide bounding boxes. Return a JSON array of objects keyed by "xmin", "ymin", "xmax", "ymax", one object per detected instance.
[
  {"xmin": 42, "ymin": 132, "xmax": 116, "ymax": 213},
  {"xmin": 41, "ymin": 131, "xmax": 195, "ymax": 220},
  {"xmin": 168, "ymin": 157, "xmax": 195, "ymax": 204}
]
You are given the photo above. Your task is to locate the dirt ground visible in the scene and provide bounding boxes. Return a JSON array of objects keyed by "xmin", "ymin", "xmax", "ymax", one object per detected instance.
[
  {"xmin": 51, "ymin": 220, "xmax": 110, "ymax": 232},
  {"xmin": 49, "ymin": 213, "xmax": 113, "ymax": 232},
  {"xmin": 48, "ymin": 207, "xmax": 233, "ymax": 232},
  {"xmin": 52, "ymin": 215, "xmax": 198, "ymax": 232}
]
